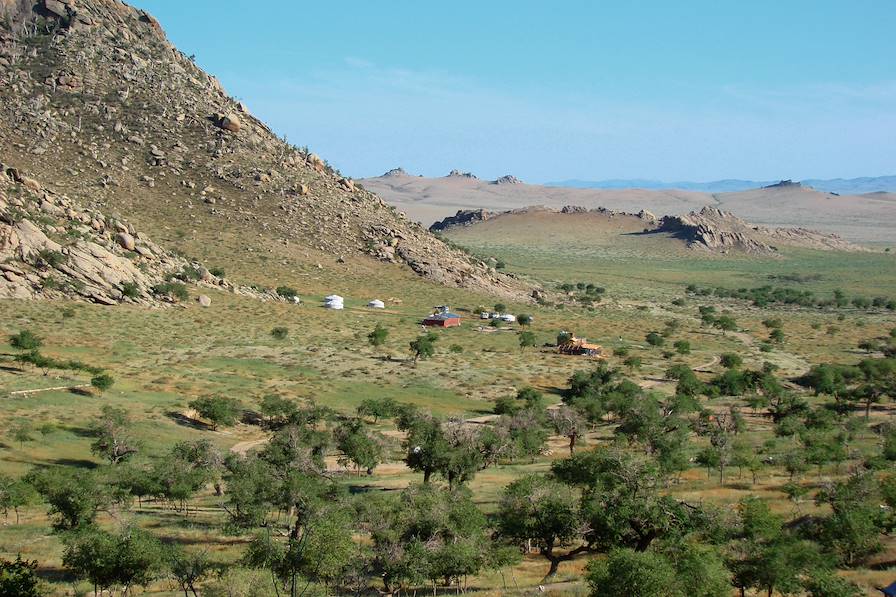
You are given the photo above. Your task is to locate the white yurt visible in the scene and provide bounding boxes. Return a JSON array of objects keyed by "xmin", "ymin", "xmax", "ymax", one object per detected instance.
[
  {"xmin": 323, "ymin": 294, "xmax": 344, "ymax": 310},
  {"xmin": 367, "ymin": 299, "xmax": 385, "ymax": 309}
]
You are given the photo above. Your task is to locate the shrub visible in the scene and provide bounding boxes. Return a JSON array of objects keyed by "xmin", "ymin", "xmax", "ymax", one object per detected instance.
[
  {"xmin": 367, "ymin": 323, "xmax": 388, "ymax": 347},
  {"xmin": 275, "ymin": 286, "xmax": 298, "ymax": 300},
  {"xmin": 37, "ymin": 249, "xmax": 65, "ymax": 268},
  {"xmin": 152, "ymin": 282, "xmax": 189, "ymax": 301},
  {"xmin": 189, "ymin": 395, "xmax": 242, "ymax": 430},
  {"xmin": 121, "ymin": 281, "xmax": 140, "ymax": 299},
  {"xmin": 90, "ymin": 373, "xmax": 114, "ymax": 393},
  {"xmin": 720, "ymin": 353, "xmax": 743, "ymax": 369},
  {"xmin": 9, "ymin": 330, "xmax": 42, "ymax": 351},
  {"xmin": 271, "ymin": 327, "xmax": 289, "ymax": 340},
  {"xmin": 209, "ymin": 267, "xmax": 225, "ymax": 277},
  {"xmin": 673, "ymin": 340, "xmax": 691, "ymax": 355},
  {"xmin": 645, "ymin": 332, "xmax": 665, "ymax": 347}
]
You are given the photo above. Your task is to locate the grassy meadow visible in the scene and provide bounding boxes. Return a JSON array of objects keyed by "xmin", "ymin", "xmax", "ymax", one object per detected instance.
[{"xmin": 2, "ymin": 216, "xmax": 896, "ymax": 595}]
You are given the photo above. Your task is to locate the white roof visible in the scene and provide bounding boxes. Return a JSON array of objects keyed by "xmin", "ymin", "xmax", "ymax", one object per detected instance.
[
  {"xmin": 324, "ymin": 302, "xmax": 344, "ymax": 309},
  {"xmin": 368, "ymin": 299, "xmax": 385, "ymax": 308},
  {"xmin": 324, "ymin": 294, "xmax": 343, "ymax": 301}
]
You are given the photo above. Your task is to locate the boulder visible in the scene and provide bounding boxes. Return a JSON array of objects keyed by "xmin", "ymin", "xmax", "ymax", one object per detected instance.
[
  {"xmin": 197, "ymin": 294, "xmax": 211, "ymax": 307},
  {"xmin": 44, "ymin": 0, "xmax": 69, "ymax": 18},
  {"xmin": 115, "ymin": 232, "xmax": 136, "ymax": 251},
  {"xmin": 219, "ymin": 113, "xmax": 241, "ymax": 133},
  {"xmin": 20, "ymin": 177, "xmax": 41, "ymax": 192}
]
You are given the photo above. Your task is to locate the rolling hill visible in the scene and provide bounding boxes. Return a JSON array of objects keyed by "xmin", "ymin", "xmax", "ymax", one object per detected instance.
[{"xmin": 362, "ymin": 170, "xmax": 896, "ymax": 244}]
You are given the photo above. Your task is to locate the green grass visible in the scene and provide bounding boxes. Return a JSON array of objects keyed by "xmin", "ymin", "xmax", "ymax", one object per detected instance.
[{"xmin": 2, "ymin": 219, "xmax": 895, "ymax": 595}]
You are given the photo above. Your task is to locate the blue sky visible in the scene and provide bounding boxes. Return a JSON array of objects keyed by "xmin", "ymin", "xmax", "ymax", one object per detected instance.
[{"xmin": 130, "ymin": 1, "xmax": 895, "ymax": 182}]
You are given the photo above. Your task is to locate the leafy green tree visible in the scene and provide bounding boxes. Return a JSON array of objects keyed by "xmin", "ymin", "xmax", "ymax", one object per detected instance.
[
  {"xmin": 518, "ymin": 330, "xmax": 537, "ymax": 350},
  {"xmin": 588, "ymin": 547, "xmax": 721, "ymax": 597},
  {"xmin": 815, "ymin": 473, "xmax": 884, "ymax": 566},
  {"xmin": 714, "ymin": 315, "xmax": 738, "ymax": 331},
  {"xmin": 169, "ymin": 547, "xmax": 213, "ymax": 597},
  {"xmin": 259, "ymin": 394, "xmax": 298, "ymax": 428},
  {"xmin": 246, "ymin": 505, "xmax": 354, "ymax": 593},
  {"xmin": 494, "ymin": 303, "xmax": 507, "ymax": 313},
  {"xmin": 517, "ymin": 314, "xmax": 532, "ymax": 326},
  {"xmin": 63, "ymin": 526, "xmax": 166, "ymax": 597},
  {"xmin": 89, "ymin": 406, "xmax": 139, "ymax": 464},
  {"xmin": 720, "ymin": 353, "xmax": 743, "ymax": 369},
  {"xmin": 28, "ymin": 468, "xmax": 110, "ymax": 531},
  {"xmin": 335, "ymin": 419, "xmax": 385, "ymax": 475},
  {"xmin": 496, "ymin": 474, "xmax": 585, "ymax": 578},
  {"xmin": 359, "ymin": 484, "xmax": 491, "ymax": 594},
  {"xmin": 673, "ymin": 339, "xmax": 691, "ymax": 355},
  {"xmin": 497, "ymin": 409, "xmax": 549, "ymax": 462},
  {"xmin": 0, "ymin": 475, "xmax": 38, "ymax": 524},
  {"xmin": 356, "ymin": 397, "xmax": 399, "ymax": 423},
  {"xmin": 623, "ymin": 355, "xmax": 642, "ymax": 372},
  {"xmin": 367, "ymin": 323, "xmax": 389, "ymax": 347},
  {"xmin": 90, "ymin": 373, "xmax": 115, "ymax": 393},
  {"xmin": 189, "ymin": 395, "xmax": 242, "ymax": 430},
  {"xmin": 770, "ymin": 328, "xmax": 785, "ymax": 344},
  {"xmin": 11, "ymin": 420, "xmax": 34, "ymax": 448},
  {"xmin": 409, "ymin": 332, "xmax": 437, "ymax": 363},
  {"xmin": 556, "ymin": 450, "xmax": 697, "ymax": 553},
  {"xmin": 729, "ymin": 497, "xmax": 821, "ymax": 597},
  {"xmin": 9, "ymin": 330, "xmax": 42, "ymax": 351},
  {"xmin": 802, "ymin": 571, "xmax": 862, "ymax": 597},
  {"xmin": 0, "ymin": 557, "xmax": 42, "ymax": 597},
  {"xmin": 398, "ymin": 411, "xmax": 446, "ymax": 484}
]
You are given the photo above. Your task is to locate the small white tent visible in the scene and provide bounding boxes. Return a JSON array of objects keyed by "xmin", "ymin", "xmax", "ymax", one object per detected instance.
[
  {"xmin": 368, "ymin": 299, "xmax": 385, "ymax": 309},
  {"xmin": 323, "ymin": 294, "xmax": 344, "ymax": 310}
]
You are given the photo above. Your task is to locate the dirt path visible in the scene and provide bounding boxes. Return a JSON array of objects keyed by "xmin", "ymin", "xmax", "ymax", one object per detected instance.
[
  {"xmin": 692, "ymin": 354, "xmax": 720, "ymax": 372},
  {"xmin": 230, "ymin": 437, "xmax": 268, "ymax": 455}
]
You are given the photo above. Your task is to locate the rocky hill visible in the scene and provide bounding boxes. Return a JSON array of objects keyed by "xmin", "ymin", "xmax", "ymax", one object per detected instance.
[
  {"xmin": 0, "ymin": 163, "xmax": 277, "ymax": 304},
  {"xmin": 0, "ymin": 0, "xmax": 532, "ymax": 300},
  {"xmin": 433, "ymin": 204, "xmax": 863, "ymax": 255},
  {"xmin": 362, "ymin": 171, "xmax": 896, "ymax": 244},
  {"xmin": 656, "ymin": 206, "xmax": 863, "ymax": 254}
]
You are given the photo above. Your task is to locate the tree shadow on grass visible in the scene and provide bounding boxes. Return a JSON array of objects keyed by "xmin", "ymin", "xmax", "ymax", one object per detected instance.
[
  {"xmin": 347, "ymin": 483, "xmax": 402, "ymax": 495},
  {"xmin": 50, "ymin": 458, "xmax": 99, "ymax": 469},
  {"xmin": 166, "ymin": 410, "xmax": 212, "ymax": 430},
  {"xmin": 37, "ymin": 565, "xmax": 74, "ymax": 584}
]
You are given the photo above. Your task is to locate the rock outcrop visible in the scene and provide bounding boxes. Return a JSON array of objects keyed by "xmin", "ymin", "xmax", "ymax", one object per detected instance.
[
  {"xmin": 382, "ymin": 167, "xmax": 408, "ymax": 177},
  {"xmin": 0, "ymin": 165, "xmax": 283, "ymax": 303},
  {"xmin": 763, "ymin": 179, "xmax": 801, "ymax": 189},
  {"xmin": 429, "ymin": 209, "xmax": 494, "ymax": 232},
  {"xmin": 656, "ymin": 206, "xmax": 862, "ymax": 254},
  {"xmin": 446, "ymin": 170, "xmax": 478, "ymax": 179},
  {"xmin": 492, "ymin": 175, "xmax": 521, "ymax": 185}
]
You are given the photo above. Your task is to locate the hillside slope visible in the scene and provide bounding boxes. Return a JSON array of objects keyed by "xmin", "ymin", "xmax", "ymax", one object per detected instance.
[{"xmin": 0, "ymin": 0, "xmax": 533, "ymax": 300}]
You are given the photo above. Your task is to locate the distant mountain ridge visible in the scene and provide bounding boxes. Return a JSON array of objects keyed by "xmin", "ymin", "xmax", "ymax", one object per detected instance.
[{"xmin": 546, "ymin": 176, "xmax": 896, "ymax": 195}]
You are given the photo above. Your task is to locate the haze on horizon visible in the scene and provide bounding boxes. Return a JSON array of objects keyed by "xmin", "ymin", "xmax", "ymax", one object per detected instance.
[{"xmin": 131, "ymin": 0, "xmax": 896, "ymax": 184}]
